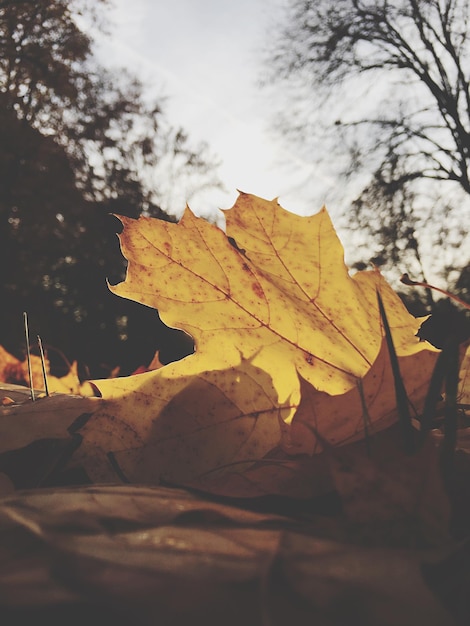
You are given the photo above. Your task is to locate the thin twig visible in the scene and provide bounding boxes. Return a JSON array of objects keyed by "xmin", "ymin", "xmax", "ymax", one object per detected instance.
[{"xmin": 400, "ymin": 273, "xmax": 470, "ymax": 310}]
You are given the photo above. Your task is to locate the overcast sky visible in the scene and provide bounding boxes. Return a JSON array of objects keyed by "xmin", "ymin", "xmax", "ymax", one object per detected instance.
[
  {"xmin": 87, "ymin": 0, "xmax": 470, "ymax": 289},
  {"xmin": 94, "ymin": 0, "xmax": 337, "ymax": 218}
]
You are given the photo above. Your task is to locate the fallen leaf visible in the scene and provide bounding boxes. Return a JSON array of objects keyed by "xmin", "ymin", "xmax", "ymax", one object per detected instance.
[
  {"xmin": 326, "ymin": 426, "xmax": 451, "ymax": 548},
  {"xmin": 47, "ymin": 361, "xmax": 95, "ymax": 396},
  {"xmin": 0, "ymin": 384, "xmax": 99, "ymax": 455},
  {"xmin": 74, "ymin": 356, "xmax": 290, "ymax": 485},
  {"xmin": 0, "ymin": 383, "xmax": 100, "ymax": 489},
  {"xmin": 147, "ymin": 350, "xmax": 165, "ymax": 371},
  {"xmin": 0, "ymin": 345, "xmax": 92, "ymax": 396},
  {"xmin": 80, "ymin": 193, "xmax": 439, "ymax": 494},
  {"xmin": 288, "ymin": 339, "xmax": 439, "ymax": 454},
  {"xmin": 0, "ymin": 346, "xmax": 21, "ymax": 383},
  {"xmin": 0, "ymin": 484, "xmax": 459, "ymax": 626},
  {"xmin": 130, "ymin": 351, "xmax": 165, "ymax": 375}
]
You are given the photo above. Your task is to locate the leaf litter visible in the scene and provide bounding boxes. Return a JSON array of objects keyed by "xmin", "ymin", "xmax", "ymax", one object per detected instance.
[{"xmin": 0, "ymin": 193, "xmax": 469, "ymax": 624}]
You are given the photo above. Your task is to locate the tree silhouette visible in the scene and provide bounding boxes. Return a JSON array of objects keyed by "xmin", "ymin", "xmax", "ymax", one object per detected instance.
[
  {"xmin": 264, "ymin": 0, "xmax": 469, "ymax": 298},
  {"xmin": 0, "ymin": 0, "xmax": 216, "ymax": 374}
]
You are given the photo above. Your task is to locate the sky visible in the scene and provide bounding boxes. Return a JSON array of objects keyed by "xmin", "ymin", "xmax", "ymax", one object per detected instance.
[
  {"xmin": 94, "ymin": 0, "xmax": 337, "ymax": 219},
  {"xmin": 88, "ymin": 0, "xmax": 470, "ymax": 287}
]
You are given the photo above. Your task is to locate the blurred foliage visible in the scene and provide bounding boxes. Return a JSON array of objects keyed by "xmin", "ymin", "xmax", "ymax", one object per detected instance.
[{"xmin": 0, "ymin": 0, "xmax": 217, "ymax": 375}]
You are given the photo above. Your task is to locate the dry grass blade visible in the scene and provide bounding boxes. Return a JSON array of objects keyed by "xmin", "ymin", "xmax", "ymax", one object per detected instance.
[
  {"xmin": 37, "ymin": 335, "xmax": 50, "ymax": 397},
  {"xmin": 23, "ymin": 312, "xmax": 34, "ymax": 402},
  {"xmin": 419, "ymin": 347, "xmax": 449, "ymax": 444},
  {"xmin": 440, "ymin": 338, "xmax": 460, "ymax": 484},
  {"xmin": 377, "ymin": 290, "xmax": 415, "ymax": 454}
]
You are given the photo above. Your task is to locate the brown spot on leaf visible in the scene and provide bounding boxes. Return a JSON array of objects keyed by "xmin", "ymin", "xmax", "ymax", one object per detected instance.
[{"xmin": 252, "ymin": 282, "xmax": 264, "ymax": 299}]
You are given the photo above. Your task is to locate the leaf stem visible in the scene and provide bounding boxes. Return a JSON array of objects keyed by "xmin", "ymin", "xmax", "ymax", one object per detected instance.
[{"xmin": 400, "ymin": 273, "xmax": 470, "ymax": 310}]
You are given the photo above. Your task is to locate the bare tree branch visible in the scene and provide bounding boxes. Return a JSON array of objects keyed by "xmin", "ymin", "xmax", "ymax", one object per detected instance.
[{"xmin": 264, "ymin": 0, "xmax": 470, "ymax": 294}]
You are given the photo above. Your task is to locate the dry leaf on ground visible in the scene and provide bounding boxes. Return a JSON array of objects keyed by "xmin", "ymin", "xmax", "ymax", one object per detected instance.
[
  {"xmin": 0, "ymin": 484, "xmax": 459, "ymax": 626},
  {"xmin": 0, "ymin": 383, "xmax": 100, "ymax": 492},
  {"xmin": 0, "ymin": 344, "xmax": 93, "ymax": 396},
  {"xmin": 76, "ymin": 194, "xmax": 439, "ymax": 495}
]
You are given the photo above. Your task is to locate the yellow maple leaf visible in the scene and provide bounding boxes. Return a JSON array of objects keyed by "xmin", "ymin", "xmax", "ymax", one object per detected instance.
[{"xmin": 81, "ymin": 193, "xmax": 439, "ymax": 494}]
